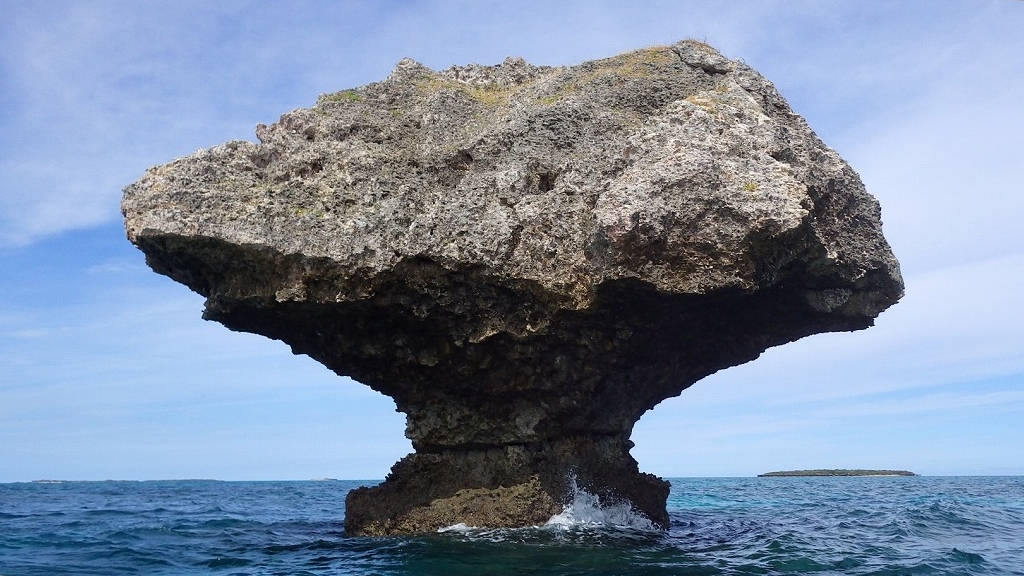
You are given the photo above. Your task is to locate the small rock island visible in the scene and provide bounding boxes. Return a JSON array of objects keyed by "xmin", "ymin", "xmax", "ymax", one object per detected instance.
[
  {"xmin": 122, "ymin": 40, "xmax": 902, "ymax": 535},
  {"xmin": 759, "ymin": 470, "xmax": 917, "ymax": 477}
]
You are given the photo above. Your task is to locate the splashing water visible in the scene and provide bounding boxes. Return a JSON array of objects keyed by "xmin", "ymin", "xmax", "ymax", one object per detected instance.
[
  {"xmin": 544, "ymin": 475, "xmax": 657, "ymax": 531},
  {"xmin": 437, "ymin": 475, "xmax": 658, "ymax": 534}
]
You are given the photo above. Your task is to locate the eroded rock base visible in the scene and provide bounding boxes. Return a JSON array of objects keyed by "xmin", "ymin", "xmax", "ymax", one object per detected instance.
[{"xmin": 344, "ymin": 436, "xmax": 669, "ymax": 536}]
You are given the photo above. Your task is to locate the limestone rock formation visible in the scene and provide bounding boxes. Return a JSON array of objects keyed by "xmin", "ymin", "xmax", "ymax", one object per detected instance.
[{"xmin": 122, "ymin": 40, "xmax": 903, "ymax": 535}]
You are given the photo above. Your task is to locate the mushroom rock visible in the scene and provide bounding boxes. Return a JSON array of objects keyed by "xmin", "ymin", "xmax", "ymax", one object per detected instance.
[{"xmin": 121, "ymin": 40, "xmax": 903, "ymax": 535}]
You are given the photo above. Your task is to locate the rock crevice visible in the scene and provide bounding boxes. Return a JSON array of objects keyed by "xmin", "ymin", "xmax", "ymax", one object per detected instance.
[{"xmin": 122, "ymin": 40, "xmax": 902, "ymax": 535}]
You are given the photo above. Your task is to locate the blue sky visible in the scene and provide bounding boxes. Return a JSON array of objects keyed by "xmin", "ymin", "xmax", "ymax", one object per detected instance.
[{"xmin": 1, "ymin": 1, "xmax": 1022, "ymax": 481}]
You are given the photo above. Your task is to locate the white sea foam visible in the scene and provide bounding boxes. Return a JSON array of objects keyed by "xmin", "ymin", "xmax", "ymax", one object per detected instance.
[
  {"xmin": 544, "ymin": 475, "xmax": 657, "ymax": 531},
  {"xmin": 437, "ymin": 522, "xmax": 476, "ymax": 533}
]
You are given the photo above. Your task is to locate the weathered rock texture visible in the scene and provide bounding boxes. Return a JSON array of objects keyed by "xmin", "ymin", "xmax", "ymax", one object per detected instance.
[{"xmin": 122, "ymin": 40, "xmax": 903, "ymax": 535}]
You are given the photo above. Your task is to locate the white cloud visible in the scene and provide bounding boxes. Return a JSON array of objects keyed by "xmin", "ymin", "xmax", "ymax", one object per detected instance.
[
  {"xmin": 0, "ymin": 3, "xmax": 330, "ymax": 246},
  {"xmin": 661, "ymin": 251, "xmax": 1024, "ymax": 412},
  {"xmin": 633, "ymin": 251, "xmax": 1024, "ymax": 475},
  {"xmin": 850, "ymin": 87, "xmax": 1024, "ymax": 274},
  {"xmin": 0, "ymin": 255, "xmax": 410, "ymax": 481},
  {"xmin": 822, "ymin": 388, "xmax": 1024, "ymax": 420}
]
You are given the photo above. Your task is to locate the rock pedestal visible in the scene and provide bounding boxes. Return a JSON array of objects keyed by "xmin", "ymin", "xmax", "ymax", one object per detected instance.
[{"xmin": 122, "ymin": 40, "xmax": 903, "ymax": 535}]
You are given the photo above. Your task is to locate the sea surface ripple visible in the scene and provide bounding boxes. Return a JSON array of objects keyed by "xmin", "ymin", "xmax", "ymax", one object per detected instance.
[{"xmin": 1, "ymin": 476, "xmax": 1022, "ymax": 575}]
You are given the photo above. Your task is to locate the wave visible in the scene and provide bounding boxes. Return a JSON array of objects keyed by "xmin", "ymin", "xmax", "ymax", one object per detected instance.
[
  {"xmin": 544, "ymin": 475, "xmax": 657, "ymax": 532},
  {"xmin": 438, "ymin": 475, "xmax": 657, "ymax": 538}
]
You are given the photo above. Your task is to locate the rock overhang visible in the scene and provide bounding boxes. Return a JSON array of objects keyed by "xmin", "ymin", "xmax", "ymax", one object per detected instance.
[{"xmin": 122, "ymin": 39, "xmax": 903, "ymax": 535}]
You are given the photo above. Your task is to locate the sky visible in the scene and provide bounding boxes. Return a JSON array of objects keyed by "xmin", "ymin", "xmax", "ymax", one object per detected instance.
[{"xmin": 1, "ymin": 0, "xmax": 1022, "ymax": 482}]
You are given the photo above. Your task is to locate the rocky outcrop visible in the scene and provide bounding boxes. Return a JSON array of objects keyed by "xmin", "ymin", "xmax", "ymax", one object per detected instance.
[{"xmin": 122, "ymin": 40, "xmax": 903, "ymax": 535}]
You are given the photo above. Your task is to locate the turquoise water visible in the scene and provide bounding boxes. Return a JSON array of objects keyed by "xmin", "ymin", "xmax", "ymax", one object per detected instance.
[{"xmin": 1, "ymin": 476, "xmax": 1022, "ymax": 575}]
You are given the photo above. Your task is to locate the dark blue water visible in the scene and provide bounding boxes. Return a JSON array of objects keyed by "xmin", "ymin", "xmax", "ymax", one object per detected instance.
[{"xmin": 2, "ymin": 477, "xmax": 1022, "ymax": 575}]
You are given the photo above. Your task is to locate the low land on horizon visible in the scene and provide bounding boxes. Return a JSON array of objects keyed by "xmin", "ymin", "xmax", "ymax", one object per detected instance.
[{"xmin": 759, "ymin": 469, "xmax": 917, "ymax": 477}]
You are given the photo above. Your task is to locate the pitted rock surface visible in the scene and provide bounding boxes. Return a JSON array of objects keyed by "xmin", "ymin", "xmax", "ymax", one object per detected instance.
[{"xmin": 122, "ymin": 40, "xmax": 903, "ymax": 535}]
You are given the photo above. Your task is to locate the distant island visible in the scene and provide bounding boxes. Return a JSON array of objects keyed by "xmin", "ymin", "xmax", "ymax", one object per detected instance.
[{"xmin": 759, "ymin": 469, "xmax": 917, "ymax": 477}]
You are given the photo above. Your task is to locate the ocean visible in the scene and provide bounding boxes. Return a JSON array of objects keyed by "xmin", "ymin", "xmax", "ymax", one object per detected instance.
[{"xmin": 1, "ymin": 476, "xmax": 1021, "ymax": 575}]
